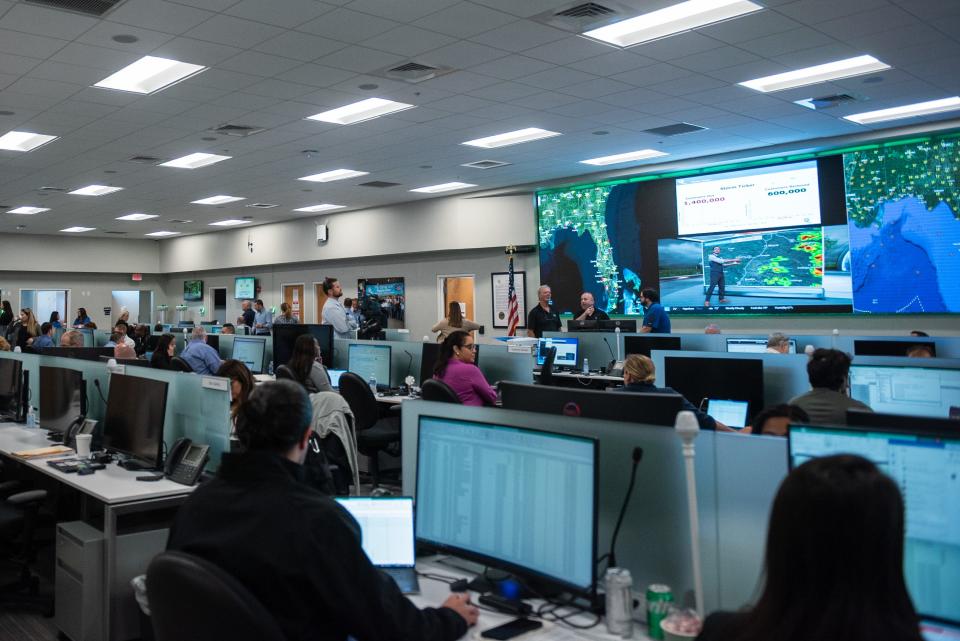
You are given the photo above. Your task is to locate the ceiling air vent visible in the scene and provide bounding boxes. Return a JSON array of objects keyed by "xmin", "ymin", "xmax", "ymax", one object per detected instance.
[
  {"xmin": 556, "ymin": 2, "xmax": 616, "ymax": 19},
  {"xmin": 104, "ymin": 230, "xmax": 127, "ymax": 235},
  {"xmin": 461, "ymin": 160, "xmax": 512, "ymax": 170},
  {"xmin": 25, "ymin": 0, "xmax": 125, "ymax": 17},
  {"xmin": 643, "ymin": 123, "xmax": 707, "ymax": 137},
  {"xmin": 245, "ymin": 203, "xmax": 278, "ymax": 209},
  {"xmin": 168, "ymin": 219, "xmax": 193, "ymax": 224},
  {"xmin": 794, "ymin": 94, "xmax": 860, "ymax": 110},
  {"xmin": 128, "ymin": 155, "xmax": 165, "ymax": 165},
  {"xmin": 359, "ymin": 181, "xmax": 401, "ymax": 188},
  {"xmin": 38, "ymin": 186, "xmax": 68, "ymax": 192},
  {"xmin": 208, "ymin": 124, "xmax": 266, "ymax": 137},
  {"xmin": 534, "ymin": 1, "xmax": 625, "ymax": 33},
  {"xmin": 381, "ymin": 61, "xmax": 453, "ymax": 84}
]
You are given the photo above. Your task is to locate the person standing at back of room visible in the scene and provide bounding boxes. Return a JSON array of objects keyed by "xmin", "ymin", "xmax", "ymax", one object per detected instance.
[
  {"xmin": 526, "ymin": 284, "xmax": 561, "ymax": 338},
  {"xmin": 239, "ymin": 300, "xmax": 255, "ymax": 330},
  {"xmin": 432, "ymin": 301, "xmax": 481, "ymax": 341},
  {"xmin": 321, "ymin": 277, "xmax": 357, "ymax": 340},
  {"xmin": 640, "ymin": 288, "xmax": 671, "ymax": 334}
]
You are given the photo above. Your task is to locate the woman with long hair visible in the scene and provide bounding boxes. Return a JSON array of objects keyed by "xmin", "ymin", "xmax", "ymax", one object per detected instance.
[
  {"xmin": 216, "ymin": 359, "xmax": 256, "ymax": 435},
  {"xmin": 697, "ymin": 455, "xmax": 923, "ymax": 641},
  {"xmin": 287, "ymin": 334, "xmax": 332, "ymax": 393},
  {"xmin": 12, "ymin": 308, "xmax": 40, "ymax": 350},
  {"xmin": 0, "ymin": 300, "xmax": 12, "ymax": 327},
  {"xmin": 49, "ymin": 310, "xmax": 62, "ymax": 329},
  {"xmin": 150, "ymin": 334, "xmax": 176, "ymax": 370},
  {"xmin": 274, "ymin": 302, "xmax": 298, "ymax": 325},
  {"xmin": 73, "ymin": 307, "xmax": 91, "ymax": 327},
  {"xmin": 431, "ymin": 301, "xmax": 480, "ymax": 341},
  {"xmin": 432, "ymin": 330, "xmax": 496, "ymax": 406}
]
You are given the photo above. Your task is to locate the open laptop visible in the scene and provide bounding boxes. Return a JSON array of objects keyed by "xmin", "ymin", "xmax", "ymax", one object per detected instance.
[
  {"xmin": 922, "ymin": 619, "xmax": 960, "ymax": 641},
  {"xmin": 707, "ymin": 399, "xmax": 749, "ymax": 430},
  {"xmin": 327, "ymin": 368, "xmax": 346, "ymax": 389},
  {"xmin": 334, "ymin": 496, "xmax": 420, "ymax": 594}
]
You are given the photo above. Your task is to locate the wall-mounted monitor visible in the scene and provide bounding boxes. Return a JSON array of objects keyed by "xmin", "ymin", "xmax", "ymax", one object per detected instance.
[
  {"xmin": 183, "ymin": 279, "xmax": 203, "ymax": 302},
  {"xmin": 235, "ymin": 277, "xmax": 256, "ymax": 300}
]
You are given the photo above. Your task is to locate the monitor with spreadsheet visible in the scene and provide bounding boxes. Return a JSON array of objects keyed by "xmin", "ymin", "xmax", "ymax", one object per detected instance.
[
  {"xmin": 707, "ymin": 399, "xmax": 749, "ymax": 428},
  {"xmin": 348, "ymin": 343, "xmax": 391, "ymax": 389},
  {"xmin": 537, "ymin": 337, "xmax": 578, "ymax": 368},
  {"xmin": 726, "ymin": 337, "xmax": 797, "ymax": 354},
  {"xmin": 416, "ymin": 415, "xmax": 598, "ymax": 595},
  {"xmin": 789, "ymin": 424, "xmax": 960, "ymax": 625},
  {"xmin": 849, "ymin": 364, "xmax": 960, "ymax": 419},
  {"xmin": 334, "ymin": 497, "xmax": 415, "ymax": 568},
  {"xmin": 231, "ymin": 337, "xmax": 265, "ymax": 374}
]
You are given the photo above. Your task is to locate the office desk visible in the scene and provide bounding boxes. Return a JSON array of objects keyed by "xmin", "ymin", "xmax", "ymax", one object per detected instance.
[
  {"xmin": 535, "ymin": 371, "xmax": 623, "ymax": 389},
  {"xmin": 376, "ymin": 393, "xmax": 418, "ymax": 405},
  {"xmin": 0, "ymin": 422, "xmax": 194, "ymax": 641}
]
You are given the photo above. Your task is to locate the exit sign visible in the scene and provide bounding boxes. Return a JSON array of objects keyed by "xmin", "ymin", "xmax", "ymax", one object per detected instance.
[{"xmin": 131, "ymin": 273, "xmax": 142, "ymax": 281}]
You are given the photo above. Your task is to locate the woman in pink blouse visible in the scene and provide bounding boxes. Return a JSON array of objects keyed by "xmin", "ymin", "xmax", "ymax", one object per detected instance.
[{"xmin": 434, "ymin": 331, "xmax": 497, "ymax": 407}]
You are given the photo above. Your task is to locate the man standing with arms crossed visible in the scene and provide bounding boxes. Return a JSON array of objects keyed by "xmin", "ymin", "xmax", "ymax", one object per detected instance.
[
  {"xmin": 705, "ymin": 246, "xmax": 740, "ymax": 307},
  {"xmin": 321, "ymin": 277, "xmax": 358, "ymax": 339}
]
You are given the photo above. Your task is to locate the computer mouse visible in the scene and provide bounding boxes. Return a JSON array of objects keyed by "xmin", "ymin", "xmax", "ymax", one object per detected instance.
[{"xmin": 77, "ymin": 465, "xmax": 94, "ymax": 476}]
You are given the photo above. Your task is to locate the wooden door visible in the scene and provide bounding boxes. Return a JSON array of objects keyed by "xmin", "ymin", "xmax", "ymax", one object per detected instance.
[
  {"xmin": 282, "ymin": 284, "xmax": 305, "ymax": 323},
  {"xmin": 314, "ymin": 283, "xmax": 328, "ymax": 324},
  {"xmin": 440, "ymin": 276, "xmax": 476, "ymax": 324}
]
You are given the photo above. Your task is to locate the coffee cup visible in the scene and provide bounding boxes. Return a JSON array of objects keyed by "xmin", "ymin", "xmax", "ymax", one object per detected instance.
[{"xmin": 75, "ymin": 433, "xmax": 92, "ymax": 458}]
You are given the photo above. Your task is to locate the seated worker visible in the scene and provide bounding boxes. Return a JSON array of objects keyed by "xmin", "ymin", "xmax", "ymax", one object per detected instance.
[
  {"xmin": 697, "ymin": 455, "xmax": 923, "ymax": 641},
  {"xmin": 434, "ymin": 331, "xmax": 497, "ymax": 406},
  {"xmin": 287, "ymin": 334, "xmax": 333, "ymax": 393},
  {"xmin": 615, "ymin": 354, "xmax": 726, "ymax": 430},
  {"xmin": 789, "ymin": 349, "xmax": 871, "ymax": 425},
  {"xmin": 574, "ymin": 292, "xmax": 609, "ymax": 322},
  {"xmin": 216, "ymin": 359, "xmax": 255, "ymax": 438},
  {"xmin": 59, "ymin": 330, "xmax": 83, "ymax": 347},
  {"xmin": 166, "ymin": 380, "xmax": 478, "ymax": 641},
  {"xmin": 221, "ymin": 323, "xmax": 236, "ymax": 335},
  {"xmin": 180, "ymin": 327, "xmax": 223, "ymax": 375},
  {"xmin": 30, "ymin": 322, "xmax": 55, "ymax": 349},
  {"xmin": 906, "ymin": 344, "xmax": 934, "ymax": 358},
  {"xmin": 750, "ymin": 404, "xmax": 810, "ymax": 437},
  {"xmin": 114, "ymin": 343, "xmax": 137, "ymax": 359},
  {"xmin": 765, "ymin": 333, "xmax": 791, "ymax": 354},
  {"xmin": 113, "ymin": 322, "xmax": 135, "ymax": 348},
  {"xmin": 150, "ymin": 334, "xmax": 176, "ymax": 370}
]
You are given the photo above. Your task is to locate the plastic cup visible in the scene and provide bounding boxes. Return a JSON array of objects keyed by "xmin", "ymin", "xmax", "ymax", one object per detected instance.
[{"xmin": 75, "ymin": 433, "xmax": 92, "ymax": 458}]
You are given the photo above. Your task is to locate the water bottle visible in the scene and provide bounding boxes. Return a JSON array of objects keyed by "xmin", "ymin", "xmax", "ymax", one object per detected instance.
[
  {"xmin": 583, "ymin": 357, "xmax": 590, "ymax": 375},
  {"xmin": 368, "ymin": 375, "xmax": 378, "ymax": 394},
  {"xmin": 26, "ymin": 405, "xmax": 36, "ymax": 429},
  {"xmin": 267, "ymin": 360, "xmax": 274, "ymax": 376}
]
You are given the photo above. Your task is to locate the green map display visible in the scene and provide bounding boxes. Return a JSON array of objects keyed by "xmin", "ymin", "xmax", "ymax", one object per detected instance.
[{"xmin": 702, "ymin": 228, "xmax": 823, "ymax": 288}]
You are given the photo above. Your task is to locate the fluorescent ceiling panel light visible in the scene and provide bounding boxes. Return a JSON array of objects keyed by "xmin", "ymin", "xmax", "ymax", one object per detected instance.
[
  {"xmin": 293, "ymin": 204, "xmax": 346, "ymax": 213},
  {"xmin": 8, "ymin": 206, "xmax": 49, "ymax": 214},
  {"xmin": 116, "ymin": 213, "xmax": 158, "ymax": 221},
  {"xmin": 61, "ymin": 226, "xmax": 95, "ymax": 233},
  {"xmin": 69, "ymin": 184, "xmax": 123, "ymax": 196},
  {"xmin": 583, "ymin": 0, "xmax": 763, "ymax": 48},
  {"xmin": 146, "ymin": 230, "xmax": 179, "ymax": 237},
  {"xmin": 462, "ymin": 128, "xmax": 561, "ymax": 149},
  {"xmin": 738, "ymin": 55, "xmax": 891, "ymax": 93},
  {"xmin": 191, "ymin": 195, "xmax": 246, "ymax": 205},
  {"xmin": 94, "ymin": 55, "xmax": 206, "ymax": 94},
  {"xmin": 306, "ymin": 98, "xmax": 415, "ymax": 125},
  {"xmin": 843, "ymin": 96, "xmax": 960, "ymax": 124},
  {"xmin": 410, "ymin": 182, "xmax": 478, "ymax": 193},
  {"xmin": 298, "ymin": 169, "xmax": 369, "ymax": 182},
  {"xmin": 0, "ymin": 131, "xmax": 58, "ymax": 152},
  {"xmin": 159, "ymin": 153, "xmax": 231, "ymax": 169},
  {"xmin": 209, "ymin": 219, "xmax": 249, "ymax": 226},
  {"xmin": 580, "ymin": 149, "xmax": 669, "ymax": 166}
]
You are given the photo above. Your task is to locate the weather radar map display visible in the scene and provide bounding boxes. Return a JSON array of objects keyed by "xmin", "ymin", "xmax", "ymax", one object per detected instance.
[
  {"xmin": 702, "ymin": 227, "xmax": 823, "ymax": 289},
  {"xmin": 845, "ymin": 139, "xmax": 960, "ymax": 313}
]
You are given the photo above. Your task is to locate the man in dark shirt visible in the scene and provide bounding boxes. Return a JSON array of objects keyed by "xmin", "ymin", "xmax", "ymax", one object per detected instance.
[
  {"xmin": 640, "ymin": 288, "xmax": 671, "ymax": 334},
  {"xmin": 574, "ymin": 292, "xmax": 609, "ymax": 322},
  {"xmin": 239, "ymin": 300, "xmax": 255, "ymax": 330},
  {"xmin": 526, "ymin": 284, "xmax": 561, "ymax": 338},
  {"xmin": 167, "ymin": 380, "xmax": 478, "ymax": 641}
]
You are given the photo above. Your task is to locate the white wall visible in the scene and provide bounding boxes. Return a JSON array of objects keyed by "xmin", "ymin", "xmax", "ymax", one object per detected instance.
[{"xmin": 0, "ymin": 234, "xmax": 160, "ymax": 273}]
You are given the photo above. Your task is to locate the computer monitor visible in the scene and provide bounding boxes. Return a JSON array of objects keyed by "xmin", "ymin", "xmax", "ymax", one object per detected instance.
[
  {"xmin": 847, "ymin": 409, "xmax": 959, "ymax": 431},
  {"xmin": 348, "ymin": 343, "xmax": 391, "ymax": 389},
  {"xmin": 598, "ymin": 319, "xmax": 637, "ymax": 332},
  {"xmin": 0, "ymin": 359, "xmax": 23, "ymax": 419},
  {"xmin": 37, "ymin": 347, "xmax": 115, "ymax": 362},
  {"xmin": 206, "ymin": 334, "xmax": 220, "ymax": 353},
  {"xmin": 726, "ymin": 337, "xmax": 797, "ymax": 354},
  {"xmin": 849, "ymin": 364, "xmax": 960, "ymax": 419},
  {"xmin": 537, "ymin": 337, "xmax": 579, "ymax": 369},
  {"xmin": 232, "ymin": 337, "xmax": 266, "ymax": 374},
  {"xmin": 102, "ymin": 374, "xmax": 169, "ymax": 469},
  {"xmin": 789, "ymin": 423, "xmax": 960, "ymax": 625},
  {"xmin": 664, "ymin": 356, "xmax": 764, "ymax": 422},
  {"xmin": 623, "ymin": 335, "xmax": 682, "ymax": 357},
  {"xmin": 854, "ymin": 339, "xmax": 937, "ymax": 358},
  {"xmin": 272, "ymin": 325, "xmax": 334, "ymax": 371},
  {"xmin": 420, "ymin": 342, "xmax": 440, "ymax": 386},
  {"xmin": 706, "ymin": 399, "xmax": 749, "ymax": 429},
  {"xmin": 416, "ymin": 415, "xmax": 598, "ymax": 597},
  {"xmin": 39, "ymin": 366, "xmax": 85, "ymax": 440},
  {"xmin": 567, "ymin": 319, "xmax": 598, "ymax": 332},
  {"xmin": 327, "ymin": 369, "xmax": 346, "ymax": 389},
  {"xmin": 334, "ymin": 497, "xmax": 415, "ymax": 568},
  {"xmin": 208, "ymin": 325, "xmax": 222, "ymax": 335},
  {"xmin": 501, "ymin": 381, "xmax": 683, "ymax": 426}
]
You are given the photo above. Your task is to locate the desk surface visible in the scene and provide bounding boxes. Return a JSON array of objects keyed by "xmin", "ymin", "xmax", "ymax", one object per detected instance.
[
  {"xmin": 537, "ymin": 371, "xmax": 624, "ymax": 383},
  {"xmin": 0, "ymin": 422, "xmax": 195, "ymax": 504}
]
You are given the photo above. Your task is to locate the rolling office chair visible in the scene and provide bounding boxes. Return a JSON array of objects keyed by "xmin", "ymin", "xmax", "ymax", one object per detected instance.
[
  {"xmin": 539, "ymin": 346, "xmax": 558, "ymax": 386},
  {"xmin": 337, "ymin": 372, "xmax": 400, "ymax": 489},
  {"xmin": 147, "ymin": 551, "xmax": 286, "ymax": 641},
  {"xmin": 170, "ymin": 356, "xmax": 193, "ymax": 373},
  {"xmin": 274, "ymin": 364, "xmax": 296, "ymax": 381},
  {"xmin": 0, "ymin": 476, "xmax": 52, "ymax": 614},
  {"xmin": 421, "ymin": 379, "xmax": 461, "ymax": 404}
]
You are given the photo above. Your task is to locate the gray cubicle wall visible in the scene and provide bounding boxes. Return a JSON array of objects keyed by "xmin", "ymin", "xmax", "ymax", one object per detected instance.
[
  {"xmin": 0, "ymin": 352, "xmax": 111, "ymax": 426},
  {"xmin": 400, "ymin": 401, "xmax": 789, "ymax": 614}
]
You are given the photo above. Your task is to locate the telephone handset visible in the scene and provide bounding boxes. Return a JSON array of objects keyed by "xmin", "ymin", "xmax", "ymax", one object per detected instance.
[
  {"xmin": 164, "ymin": 437, "xmax": 210, "ymax": 486},
  {"xmin": 607, "ymin": 360, "xmax": 624, "ymax": 377}
]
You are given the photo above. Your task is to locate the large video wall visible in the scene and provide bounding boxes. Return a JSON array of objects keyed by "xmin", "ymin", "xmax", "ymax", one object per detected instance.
[{"xmin": 537, "ymin": 134, "xmax": 960, "ymax": 316}]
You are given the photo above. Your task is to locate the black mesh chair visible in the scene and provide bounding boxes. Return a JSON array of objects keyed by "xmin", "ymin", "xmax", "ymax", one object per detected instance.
[
  {"xmin": 274, "ymin": 364, "xmax": 296, "ymax": 381},
  {"xmin": 421, "ymin": 379, "xmax": 461, "ymax": 404},
  {"xmin": 147, "ymin": 551, "xmax": 286, "ymax": 641},
  {"xmin": 170, "ymin": 356, "xmax": 193, "ymax": 373},
  {"xmin": 0, "ymin": 477, "xmax": 51, "ymax": 614},
  {"xmin": 337, "ymin": 372, "xmax": 400, "ymax": 488},
  {"xmin": 539, "ymin": 346, "xmax": 558, "ymax": 386}
]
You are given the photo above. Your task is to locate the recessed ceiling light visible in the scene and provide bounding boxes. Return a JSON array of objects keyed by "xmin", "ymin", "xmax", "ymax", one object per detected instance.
[
  {"xmin": 842, "ymin": 96, "xmax": 960, "ymax": 124},
  {"xmin": 116, "ymin": 213, "xmax": 159, "ymax": 221},
  {"xmin": 298, "ymin": 169, "xmax": 369, "ymax": 182},
  {"xmin": 61, "ymin": 226, "xmax": 95, "ymax": 233},
  {"xmin": 69, "ymin": 185, "xmax": 124, "ymax": 196},
  {"xmin": 462, "ymin": 128, "xmax": 561, "ymax": 149},
  {"xmin": 209, "ymin": 219, "xmax": 250, "ymax": 227},
  {"xmin": 8, "ymin": 206, "xmax": 49, "ymax": 215},
  {"xmin": 159, "ymin": 153, "xmax": 232, "ymax": 169},
  {"xmin": 583, "ymin": 0, "xmax": 763, "ymax": 48},
  {"xmin": 0, "ymin": 131, "xmax": 58, "ymax": 152},
  {"xmin": 306, "ymin": 98, "xmax": 415, "ymax": 125},
  {"xmin": 739, "ymin": 55, "xmax": 891, "ymax": 93},
  {"xmin": 293, "ymin": 204, "xmax": 346, "ymax": 212},
  {"xmin": 145, "ymin": 230, "xmax": 179, "ymax": 237},
  {"xmin": 580, "ymin": 149, "xmax": 669, "ymax": 166},
  {"xmin": 410, "ymin": 182, "xmax": 478, "ymax": 194},
  {"xmin": 191, "ymin": 195, "xmax": 246, "ymax": 205},
  {"xmin": 94, "ymin": 56, "xmax": 206, "ymax": 94}
]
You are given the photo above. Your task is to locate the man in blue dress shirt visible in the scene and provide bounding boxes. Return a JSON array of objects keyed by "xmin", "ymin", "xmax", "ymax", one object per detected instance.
[
  {"xmin": 180, "ymin": 327, "xmax": 224, "ymax": 375},
  {"xmin": 253, "ymin": 299, "xmax": 273, "ymax": 335},
  {"xmin": 640, "ymin": 288, "xmax": 671, "ymax": 334},
  {"xmin": 31, "ymin": 322, "xmax": 55, "ymax": 350}
]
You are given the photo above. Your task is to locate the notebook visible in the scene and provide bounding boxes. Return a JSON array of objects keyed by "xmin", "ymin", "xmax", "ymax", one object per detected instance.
[{"xmin": 335, "ymin": 496, "xmax": 420, "ymax": 594}]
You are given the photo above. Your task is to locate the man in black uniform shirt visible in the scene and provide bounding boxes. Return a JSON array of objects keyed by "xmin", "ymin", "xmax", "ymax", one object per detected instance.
[
  {"xmin": 167, "ymin": 380, "xmax": 478, "ymax": 641},
  {"xmin": 574, "ymin": 292, "xmax": 609, "ymax": 322},
  {"xmin": 526, "ymin": 284, "xmax": 562, "ymax": 338}
]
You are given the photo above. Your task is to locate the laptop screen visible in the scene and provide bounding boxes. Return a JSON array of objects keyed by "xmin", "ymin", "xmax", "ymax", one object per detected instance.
[
  {"xmin": 923, "ymin": 620, "xmax": 960, "ymax": 641},
  {"xmin": 335, "ymin": 497, "xmax": 415, "ymax": 568},
  {"xmin": 327, "ymin": 369, "xmax": 346, "ymax": 389},
  {"xmin": 708, "ymin": 399, "xmax": 749, "ymax": 428}
]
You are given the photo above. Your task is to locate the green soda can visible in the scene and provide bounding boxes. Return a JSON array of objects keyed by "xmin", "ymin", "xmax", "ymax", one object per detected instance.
[{"xmin": 646, "ymin": 584, "xmax": 674, "ymax": 640}]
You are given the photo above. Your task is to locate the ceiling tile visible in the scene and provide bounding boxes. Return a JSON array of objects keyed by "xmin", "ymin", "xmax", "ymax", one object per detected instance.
[
  {"xmin": 696, "ymin": 9, "xmax": 802, "ymax": 44},
  {"xmin": 567, "ymin": 51, "xmax": 657, "ymax": 77},
  {"xmin": 276, "ymin": 64, "xmax": 356, "ymax": 88},
  {"xmin": 76, "ymin": 22, "xmax": 176, "ymax": 54},
  {"xmin": 466, "ymin": 54, "xmax": 554, "ymax": 80},
  {"xmin": 739, "ymin": 27, "xmax": 836, "ymax": 58},
  {"xmin": 108, "ymin": 0, "xmax": 216, "ymax": 34},
  {"xmin": 413, "ymin": 2, "xmax": 516, "ymax": 39},
  {"xmin": 673, "ymin": 46, "xmax": 762, "ymax": 73},
  {"xmin": 219, "ymin": 51, "xmax": 304, "ymax": 77},
  {"xmin": 629, "ymin": 31, "xmax": 725, "ymax": 62},
  {"xmin": 557, "ymin": 77, "xmax": 633, "ymax": 99},
  {"xmin": 469, "ymin": 20, "xmax": 566, "ymax": 52},
  {"xmin": 151, "ymin": 37, "xmax": 243, "ymax": 67},
  {"xmin": 347, "ymin": 0, "xmax": 460, "ymax": 22},
  {"xmin": 225, "ymin": 0, "xmax": 332, "ymax": 28},
  {"xmin": 469, "ymin": 0, "xmax": 575, "ymax": 19},
  {"xmin": 419, "ymin": 70, "xmax": 501, "ymax": 93},
  {"xmin": 611, "ymin": 63, "xmax": 693, "ymax": 87},
  {"xmin": 510, "ymin": 90, "xmax": 580, "ymax": 109},
  {"xmin": 183, "ymin": 15, "xmax": 285, "ymax": 48},
  {"xmin": 361, "ymin": 25, "xmax": 457, "ymax": 57},
  {"xmin": 0, "ymin": 3, "xmax": 99, "ymax": 40},
  {"xmin": 242, "ymin": 78, "xmax": 318, "ymax": 100},
  {"xmin": 320, "ymin": 45, "xmax": 406, "ymax": 73},
  {"xmin": 523, "ymin": 35, "xmax": 615, "ymax": 65},
  {"xmin": 298, "ymin": 8, "xmax": 400, "ymax": 41},
  {"xmin": 518, "ymin": 66, "xmax": 595, "ymax": 90},
  {"xmin": 465, "ymin": 80, "xmax": 541, "ymax": 101},
  {"xmin": 422, "ymin": 40, "xmax": 508, "ymax": 68},
  {"xmin": 254, "ymin": 31, "xmax": 347, "ymax": 61},
  {"xmin": 0, "ymin": 29, "xmax": 68, "ymax": 59}
]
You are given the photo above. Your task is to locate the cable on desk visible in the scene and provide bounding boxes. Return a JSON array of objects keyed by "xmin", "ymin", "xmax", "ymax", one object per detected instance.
[{"xmin": 415, "ymin": 570, "xmax": 459, "ymax": 584}]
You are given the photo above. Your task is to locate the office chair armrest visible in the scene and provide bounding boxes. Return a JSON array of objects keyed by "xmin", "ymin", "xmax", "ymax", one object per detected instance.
[
  {"xmin": 7, "ymin": 489, "xmax": 47, "ymax": 505},
  {"xmin": 0, "ymin": 480, "xmax": 22, "ymax": 496}
]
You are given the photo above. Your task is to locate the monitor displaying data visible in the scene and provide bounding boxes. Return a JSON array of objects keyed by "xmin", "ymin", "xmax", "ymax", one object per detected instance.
[
  {"xmin": 231, "ymin": 337, "xmax": 265, "ymax": 374},
  {"xmin": 348, "ymin": 343, "xmax": 391, "ymax": 388},
  {"xmin": 849, "ymin": 365, "xmax": 960, "ymax": 419},
  {"xmin": 790, "ymin": 425, "xmax": 960, "ymax": 624},
  {"xmin": 537, "ymin": 337, "xmax": 579, "ymax": 368},
  {"xmin": 234, "ymin": 276, "xmax": 255, "ymax": 299},
  {"xmin": 708, "ymin": 399, "xmax": 749, "ymax": 428},
  {"xmin": 335, "ymin": 497, "xmax": 415, "ymax": 567},
  {"xmin": 726, "ymin": 337, "xmax": 797, "ymax": 354},
  {"xmin": 416, "ymin": 416, "xmax": 597, "ymax": 593}
]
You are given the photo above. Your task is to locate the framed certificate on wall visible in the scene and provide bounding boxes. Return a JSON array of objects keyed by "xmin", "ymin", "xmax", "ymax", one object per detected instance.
[{"xmin": 491, "ymin": 271, "xmax": 526, "ymax": 329}]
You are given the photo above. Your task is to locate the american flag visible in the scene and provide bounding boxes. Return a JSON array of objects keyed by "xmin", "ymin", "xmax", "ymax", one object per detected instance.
[{"xmin": 507, "ymin": 255, "xmax": 519, "ymax": 336}]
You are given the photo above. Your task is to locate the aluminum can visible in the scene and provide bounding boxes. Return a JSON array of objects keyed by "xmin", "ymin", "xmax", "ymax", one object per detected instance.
[
  {"xmin": 604, "ymin": 567, "xmax": 633, "ymax": 638},
  {"xmin": 646, "ymin": 583, "xmax": 674, "ymax": 640}
]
